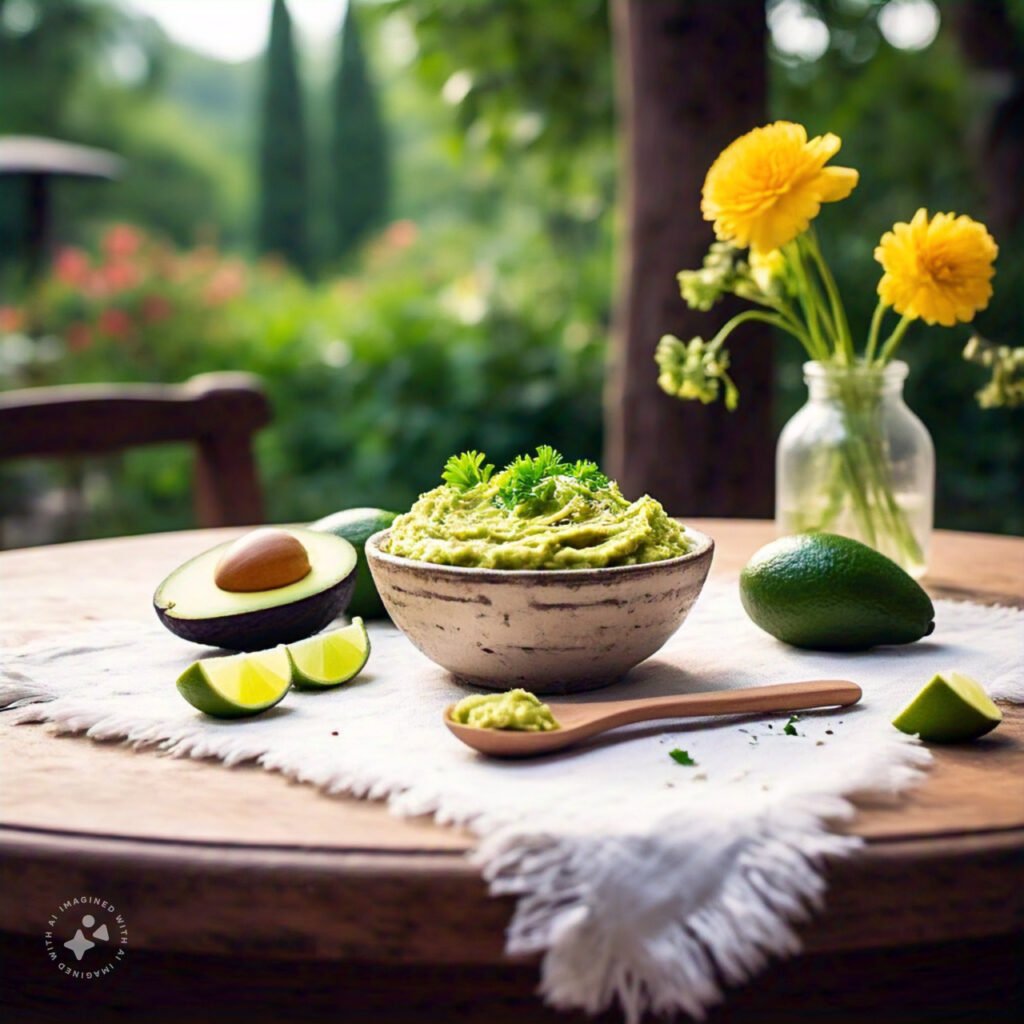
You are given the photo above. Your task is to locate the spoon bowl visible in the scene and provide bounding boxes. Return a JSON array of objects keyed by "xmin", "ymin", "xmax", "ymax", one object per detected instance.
[{"xmin": 444, "ymin": 679, "xmax": 862, "ymax": 758}]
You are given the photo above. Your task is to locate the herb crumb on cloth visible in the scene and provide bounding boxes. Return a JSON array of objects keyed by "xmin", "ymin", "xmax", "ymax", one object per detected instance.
[{"xmin": 669, "ymin": 748, "xmax": 697, "ymax": 766}]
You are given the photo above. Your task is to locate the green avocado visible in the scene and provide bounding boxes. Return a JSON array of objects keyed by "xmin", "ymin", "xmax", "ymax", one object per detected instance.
[
  {"xmin": 154, "ymin": 527, "xmax": 357, "ymax": 650},
  {"xmin": 309, "ymin": 508, "xmax": 398, "ymax": 618},
  {"xmin": 739, "ymin": 532, "xmax": 935, "ymax": 651}
]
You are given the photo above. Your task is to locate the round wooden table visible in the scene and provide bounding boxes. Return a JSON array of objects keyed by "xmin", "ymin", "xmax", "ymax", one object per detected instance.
[{"xmin": 2, "ymin": 522, "xmax": 1022, "ymax": 1023}]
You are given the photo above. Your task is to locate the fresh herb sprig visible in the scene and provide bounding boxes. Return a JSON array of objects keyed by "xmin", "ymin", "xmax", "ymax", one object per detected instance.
[
  {"xmin": 494, "ymin": 446, "xmax": 610, "ymax": 510},
  {"xmin": 442, "ymin": 450, "xmax": 495, "ymax": 491},
  {"xmin": 570, "ymin": 459, "xmax": 609, "ymax": 491}
]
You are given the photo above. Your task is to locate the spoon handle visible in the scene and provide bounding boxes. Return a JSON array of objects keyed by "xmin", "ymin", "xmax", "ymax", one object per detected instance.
[{"xmin": 583, "ymin": 680, "xmax": 861, "ymax": 731}]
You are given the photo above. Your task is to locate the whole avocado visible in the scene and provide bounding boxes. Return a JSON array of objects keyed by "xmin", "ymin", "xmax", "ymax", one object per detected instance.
[
  {"xmin": 309, "ymin": 508, "xmax": 398, "ymax": 619},
  {"xmin": 739, "ymin": 533, "xmax": 935, "ymax": 651}
]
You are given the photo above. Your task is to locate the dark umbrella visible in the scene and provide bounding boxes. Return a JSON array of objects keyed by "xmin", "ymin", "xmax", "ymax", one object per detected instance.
[{"xmin": 0, "ymin": 135, "xmax": 123, "ymax": 278}]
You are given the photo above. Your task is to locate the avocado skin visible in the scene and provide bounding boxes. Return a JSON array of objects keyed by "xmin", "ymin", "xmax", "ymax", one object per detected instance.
[
  {"xmin": 309, "ymin": 508, "xmax": 398, "ymax": 619},
  {"xmin": 739, "ymin": 533, "xmax": 935, "ymax": 651},
  {"xmin": 155, "ymin": 573, "xmax": 355, "ymax": 651}
]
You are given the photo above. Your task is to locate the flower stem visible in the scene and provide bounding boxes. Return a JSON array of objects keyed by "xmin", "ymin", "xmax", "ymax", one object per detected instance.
[
  {"xmin": 795, "ymin": 369, "xmax": 925, "ymax": 571},
  {"xmin": 864, "ymin": 300, "xmax": 887, "ymax": 364},
  {"xmin": 766, "ymin": 298, "xmax": 821, "ymax": 353},
  {"xmin": 784, "ymin": 242, "xmax": 830, "ymax": 362},
  {"xmin": 804, "ymin": 231, "xmax": 854, "ymax": 363},
  {"xmin": 795, "ymin": 240, "xmax": 839, "ymax": 350},
  {"xmin": 876, "ymin": 314, "xmax": 913, "ymax": 365},
  {"xmin": 708, "ymin": 307, "xmax": 815, "ymax": 358}
]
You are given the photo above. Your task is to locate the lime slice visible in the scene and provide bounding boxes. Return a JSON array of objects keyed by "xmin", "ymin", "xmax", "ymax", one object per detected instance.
[
  {"xmin": 176, "ymin": 646, "xmax": 292, "ymax": 718},
  {"xmin": 893, "ymin": 671, "xmax": 1002, "ymax": 743},
  {"xmin": 286, "ymin": 618, "xmax": 370, "ymax": 690}
]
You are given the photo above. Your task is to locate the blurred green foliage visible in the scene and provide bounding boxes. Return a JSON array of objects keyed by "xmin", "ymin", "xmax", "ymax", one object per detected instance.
[
  {"xmin": 0, "ymin": 0, "xmax": 247, "ymax": 263},
  {"xmin": 383, "ymin": 0, "xmax": 613, "ymax": 196},
  {"xmin": 256, "ymin": 0, "xmax": 312, "ymax": 275},
  {"xmin": 0, "ymin": 0, "xmax": 1020, "ymax": 541},
  {"xmin": 329, "ymin": 1, "xmax": 390, "ymax": 263},
  {"xmin": 0, "ymin": 218, "xmax": 606, "ymax": 538}
]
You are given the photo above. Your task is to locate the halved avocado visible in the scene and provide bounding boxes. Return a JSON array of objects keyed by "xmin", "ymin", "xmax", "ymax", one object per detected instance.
[{"xmin": 154, "ymin": 528, "xmax": 358, "ymax": 651}]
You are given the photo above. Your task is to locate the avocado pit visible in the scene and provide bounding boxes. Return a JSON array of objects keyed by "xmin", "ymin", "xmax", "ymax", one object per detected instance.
[
  {"xmin": 215, "ymin": 528, "xmax": 312, "ymax": 592},
  {"xmin": 154, "ymin": 526, "xmax": 358, "ymax": 650}
]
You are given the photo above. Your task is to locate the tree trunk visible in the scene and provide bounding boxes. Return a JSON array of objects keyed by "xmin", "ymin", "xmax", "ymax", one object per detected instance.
[
  {"xmin": 947, "ymin": 0, "xmax": 1024, "ymax": 237},
  {"xmin": 606, "ymin": 0, "xmax": 773, "ymax": 517}
]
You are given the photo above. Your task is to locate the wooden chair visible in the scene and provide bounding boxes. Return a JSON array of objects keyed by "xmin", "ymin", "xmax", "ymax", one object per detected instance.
[{"xmin": 0, "ymin": 373, "xmax": 272, "ymax": 528}]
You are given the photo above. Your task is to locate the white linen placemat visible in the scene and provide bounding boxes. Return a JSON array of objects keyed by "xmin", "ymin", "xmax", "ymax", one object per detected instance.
[{"xmin": 2, "ymin": 580, "xmax": 1021, "ymax": 1022}]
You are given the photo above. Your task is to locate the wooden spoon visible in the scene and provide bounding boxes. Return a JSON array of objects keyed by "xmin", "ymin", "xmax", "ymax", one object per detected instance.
[{"xmin": 444, "ymin": 679, "xmax": 861, "ymax": 758}]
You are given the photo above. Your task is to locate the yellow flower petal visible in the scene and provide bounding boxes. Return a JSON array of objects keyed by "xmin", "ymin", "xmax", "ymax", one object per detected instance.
[
  {"xmin": 804, "ymin": 131, "xmax": 842, "ymax": 163},
  {"xmin": 875, "ymin": 208, "xmax": 998, "ymax": 326},
  {"xmin": 701, "ymin": 121, "xmax": 859, "ymax": 253},
  {"xmin": 817, "ymin": 166, "xmax": 859, "ymax": 202}
]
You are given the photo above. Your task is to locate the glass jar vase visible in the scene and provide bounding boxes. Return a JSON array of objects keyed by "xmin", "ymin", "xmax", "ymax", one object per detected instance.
[{"xmin": 776, "ymin": 360, "xmax": 934, "ymax": 577}]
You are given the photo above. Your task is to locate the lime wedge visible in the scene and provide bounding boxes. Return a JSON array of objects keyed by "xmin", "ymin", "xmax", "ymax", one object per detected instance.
[
  {"xmin": 176, "ymin": 646, "xmax": 292, "ymax": 718},
  {"xmin": 893, "ymin": 671, "xmax": 1002, "ymax": 743},
  {"xmin": 286, "ymin": 618, "xmax": 370, "ymax": 690}
]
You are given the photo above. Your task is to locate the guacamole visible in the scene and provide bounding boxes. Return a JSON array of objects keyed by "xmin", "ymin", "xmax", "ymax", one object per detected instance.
[
  {"xmin": 451, "ymin": 689, "xmax": 560, "ymax": 732},
  {"xmin": 387, "ymin": 447, "xmax": 691, "ymax": 570}
]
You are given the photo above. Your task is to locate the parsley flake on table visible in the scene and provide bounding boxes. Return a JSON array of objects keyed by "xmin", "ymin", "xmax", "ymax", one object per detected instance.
[{"xmin": 669, "ymin": 748, "xmax": 697, "ymax": 766}]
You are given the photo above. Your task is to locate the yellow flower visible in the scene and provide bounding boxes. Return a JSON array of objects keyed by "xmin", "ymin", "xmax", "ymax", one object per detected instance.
[
  {"xmin": 875, "ymin": 209, "xmax": 998, "ymax": 327},
  {"xmin": 701, "ymin": 121, "xmax": 858, "ymax": 254},
  {"xmin": 749, "ymin": 248, "xmax": 786, "ymax": 293}
]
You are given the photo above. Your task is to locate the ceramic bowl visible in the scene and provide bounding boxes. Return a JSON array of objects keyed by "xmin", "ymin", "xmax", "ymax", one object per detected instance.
[{"xmin": 365, "ymin": 527, "xmax": 714, "ymax": 694}]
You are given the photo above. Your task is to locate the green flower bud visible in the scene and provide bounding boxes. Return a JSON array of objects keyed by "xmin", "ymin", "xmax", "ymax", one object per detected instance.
[
  {"xmin": 964, "ymin": 335, "xmax": 1024, "ymax": 409},
  {"xmin": 655, "ymin": 334, "xmax": 739, "ymax": 410}
]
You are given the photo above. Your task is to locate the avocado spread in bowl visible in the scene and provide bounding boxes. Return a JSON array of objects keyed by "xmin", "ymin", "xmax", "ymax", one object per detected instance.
[{"xmin": 387, "ymin": 446, "xmax": 691, "ymax": 570}]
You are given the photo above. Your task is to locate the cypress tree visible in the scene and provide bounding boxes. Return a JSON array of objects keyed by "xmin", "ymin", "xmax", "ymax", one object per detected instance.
[
  {"xmin": 256, "ymin": 0, "xmax": 312, "ymax": 274},
  {"xmin": 330, "ymin": 0, "xmax": 390, "ymax": 261}
]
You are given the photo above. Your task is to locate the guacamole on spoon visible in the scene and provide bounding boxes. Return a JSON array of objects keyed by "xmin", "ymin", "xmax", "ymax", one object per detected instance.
[{"xmin": 387, "ymin": 446, "xmax": 691, "ymax": 569}]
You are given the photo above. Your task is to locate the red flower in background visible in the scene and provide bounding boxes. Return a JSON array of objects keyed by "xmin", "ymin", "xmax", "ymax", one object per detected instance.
[
  {"xmin": 66, "ymin": 323, "xmax": 93, "ymax": 351},
  {"xmin": 54, "ymin": 248, "xmax": 91, "ymax": 287},
  {"xmin": 0, "ymin": 306, "xmax": 24, "ymax": 332},
  {"xmin": 100, "ymin": 261, "xmax": 142, "ymax": 293},
  {"xmin": 384, "ymin": 220, "xmax": 418, "ymax": 250},
  {"xmin": 103, "ymin": 224, "xmax": 143, "ymax": 260},
  {"xmin": 98, "ymin": 308, "xmax": 134, "ymax": 339},
  {"xmin": 141, "ymin": 295, "xmax": 173, "ymax": 323},
  {"xmin": 204, "ymin": 262, "xmax": 246, "ymax": 305}
]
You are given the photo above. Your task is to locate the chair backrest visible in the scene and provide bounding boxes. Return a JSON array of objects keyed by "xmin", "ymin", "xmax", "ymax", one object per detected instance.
[{"xmin": 0, "ymin": 372, "xmax": 272, "ymax": 527}]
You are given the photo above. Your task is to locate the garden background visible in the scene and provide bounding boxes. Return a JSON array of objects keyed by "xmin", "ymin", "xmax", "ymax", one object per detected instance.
[{"xmin": 0, "ymin": 0, "xmax": 1021, "ymax": 543}]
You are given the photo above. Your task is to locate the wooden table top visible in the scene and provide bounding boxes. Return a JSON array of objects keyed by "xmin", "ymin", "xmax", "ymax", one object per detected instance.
[{"xmin": 1, "ymin": 521, "xmax": 1022, "ymax": 965}]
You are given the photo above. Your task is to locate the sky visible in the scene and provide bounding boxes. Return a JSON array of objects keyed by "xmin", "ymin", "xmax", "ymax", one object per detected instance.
[{"xmin": 118, "ymin": 0, "xmax": 349, "ymax": 63}]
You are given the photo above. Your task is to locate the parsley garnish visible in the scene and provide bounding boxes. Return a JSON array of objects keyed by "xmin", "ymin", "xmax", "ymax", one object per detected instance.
[
  {"xmin": 669, "ymin": 748, "xmax": 697, "ymax": 766},
  {"xmin": 569, "ymin": 458, "xmax": 609, "ymax": 490},
  {"xmin": 783, "ymin": 715, "xmax": 800, "ymax": 736},
  {"xmin": 494, "ymin": 446, "xmax": 610, "ymax": 510},
  {"xmin": 442, "ymin": 450, "xmax": 494, "ymax": 491}
]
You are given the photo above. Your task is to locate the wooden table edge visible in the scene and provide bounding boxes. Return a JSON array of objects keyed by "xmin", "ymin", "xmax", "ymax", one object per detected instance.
[{"xmin": 2, "ymin": 822, "xmax": 1021, "ymax": 963}]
